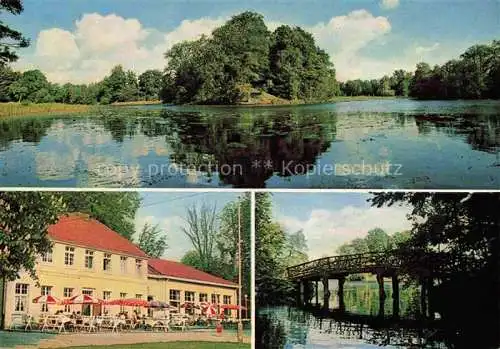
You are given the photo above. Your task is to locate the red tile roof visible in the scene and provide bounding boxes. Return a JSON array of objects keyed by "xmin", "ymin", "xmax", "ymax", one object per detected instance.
[
  {"xmin": 148, "ymin": 259, "xmax": 237, "ymax": 287},
  {"xmin": 48, "ymin": 213, "xmax": 148, "ymax": 258}
]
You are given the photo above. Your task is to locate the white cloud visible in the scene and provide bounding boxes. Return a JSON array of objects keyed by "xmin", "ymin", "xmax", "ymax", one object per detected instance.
[
  {"xmin": 415, "ymin": 42, "xmax": 440, "ymax": 55},
  {"xmin": 14, "ymin": 13, "xmax": 224, "ymax": 84},
  {"xmin": 278, "ymin": 205, "xmax": 411, "ymax": 260},
  {"xmin": 380, "ymin": 0, "xmax": 400, "ymax": 10}
]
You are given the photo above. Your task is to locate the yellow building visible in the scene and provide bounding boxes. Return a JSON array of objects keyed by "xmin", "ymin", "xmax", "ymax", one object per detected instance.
[{"xmin": 0, "ymin": 213, "xmax": 238, "ymax": 329}]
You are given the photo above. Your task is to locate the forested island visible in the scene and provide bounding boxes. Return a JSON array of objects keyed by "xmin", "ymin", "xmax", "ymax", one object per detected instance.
[{"xmin": 1, "ymin": 6, "xmax": 499, "ymax": 109}]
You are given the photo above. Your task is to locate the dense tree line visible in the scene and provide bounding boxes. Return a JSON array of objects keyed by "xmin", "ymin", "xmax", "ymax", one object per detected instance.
[
  {"xmin": 161, "ymin": 11, "xmax": 339, "ymax": 104},
  {"xmin": 339, "ymin": 70, "xmax": 411, "ymax": 97},
  {"xmin": 409, "ymin": 41, "xmax": 500, "ymax": 99},
  {"xmin": 0, "ymin": 64, "xmax": 164, "ymax": 104},
  {"xmin": 336, "ymin": 228, "xmax": 410, "ymax": 255},
  {"xmin": 340, "ymin": 40, "xmax": 500, "ymax": 99}
]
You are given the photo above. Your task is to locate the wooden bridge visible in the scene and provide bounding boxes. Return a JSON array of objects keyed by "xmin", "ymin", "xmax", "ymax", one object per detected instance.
[{"xmin": 287, "ymin": 251, "xmax": 437, "ymax": 318}]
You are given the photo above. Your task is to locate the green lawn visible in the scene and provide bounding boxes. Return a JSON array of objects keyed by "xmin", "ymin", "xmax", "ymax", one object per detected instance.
[{"xmin": 56, "ymin": 342, "xmax": 250, "ymax": 349}]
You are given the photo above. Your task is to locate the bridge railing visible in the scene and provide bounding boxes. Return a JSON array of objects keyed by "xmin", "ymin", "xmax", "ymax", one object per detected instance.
[{"xmin": 287, "ymin": 250, "xmax": 402, "ymax": 280}]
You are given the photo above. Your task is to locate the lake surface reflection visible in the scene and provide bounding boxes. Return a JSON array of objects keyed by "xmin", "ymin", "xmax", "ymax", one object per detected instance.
[{"xmin": 0, "ymin": 99, "xmax": 498, "ymax": 188}]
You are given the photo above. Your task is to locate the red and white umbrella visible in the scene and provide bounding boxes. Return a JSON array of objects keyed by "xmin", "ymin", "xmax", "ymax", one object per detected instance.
[
  {"xmin": 105, "ymin": 298, "xmax": 148, "ymax": 307},
  {"xmin": 220, "ymin": 304, "xmax": 247, "ymax": 310},
  {"xmin": 32, "ymin": 295, "xmax": 60, "ymax": 304},
  {"xmin": 181, "ymin": 301, "xmax": 200, "ymax": 309},
  {"xmin": 62, "ymin": 294, "xmax": 102, "ymax": 304},
  {"xmin": 201, "ymin": 302, "xmax": 217, "ymax": 317}
]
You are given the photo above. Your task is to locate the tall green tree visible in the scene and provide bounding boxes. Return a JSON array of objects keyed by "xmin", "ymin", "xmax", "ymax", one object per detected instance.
[
  {"xmin": 212, "ymin": 11, "xmax": 270, "ymax": 86},
  {"xmin": 269, "ymin": 25, "xmax": 337, "ymax": 100},
  {"xmin": 370, "ymin": 192, "xmax": 499, "ymax": 349},
  {"xmin": 282, "ymin": 230, "xmax": 308, "ymax": 266},
  {"xmin": 181, "ymin": 202, "xmax": 218, "ymax": 272},
  {"xmin": 59, "ymin": 192, "xmax": 141, "ymax": 240},
  {"xmin": 138, "ymin": 69, "xmax": 163, "ymax": 100},
  {"xmin": 0, "ymin": 192, "xmax": 65, "ymax": 281},
  {"xmin": 255, "ymin": 192, "xmax": 295, "ymax": 306},
  {"xmin": 8, "ymin": 69, "xmax": 49, "ymax": 102},
  {"xmin": 137, "ymin": 223, "xmax": 167, "ymax": 258},
  {"xmin": 0, "ymin": 64, "xmax": 19, "ymax": 101},
  {"xmin": 217, "ymin": 193, "xmax": 251, "ymax": 297},
  {"xmin": 0, "ymin": 0, "xmax": 29, "ymax": 65}
]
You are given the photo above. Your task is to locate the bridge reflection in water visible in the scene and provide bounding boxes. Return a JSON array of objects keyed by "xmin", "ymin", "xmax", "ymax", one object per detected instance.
[
  {"xmin": 287, "ymin": 251, "xmax": 443, "ymax": 318},
  {"xmin": 261, "ymin": 306, "xmax": 447, "ymax": 348}
]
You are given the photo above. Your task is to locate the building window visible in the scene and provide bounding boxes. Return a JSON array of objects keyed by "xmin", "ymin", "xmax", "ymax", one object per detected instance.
[
  {"xmin": 199, "ymin": 293, "xmax": 208, "ymax": 303},
  {"xmin": 223, "ymin": 295, "xmax": 231, "ymax": 316},
  {"xmin": 81, "ymin": 289, "xmax": 93, "ymax": 316},
  {"xmin": 63, "ymin": 288, "xmax": 73, "ymax": 312},
  {"xmin": 135, "ymin": 259, "xmax": 142, "ymax": 275},
  {"xmin": 103, "ymin": 253, "xmax": 112, "ymax": 271},
  {"xmin": 120, "ymin": 256, "xmax": 127, "ymax": 273},
  {"xmin": 85, "ymin": 250, "xmax": 94, "ymax": 269},
  {"xmin": 185, "ymin": 291, "xmax": 195, "ymax": 302},
  {"xmin": 169, "ymin": 290, "xmax": 180, "ymax": 309},
  {"xmin": 64, "ymin": 246, "xmax": 75, "ymax": 265},
  {"xmin": 211, "ymin": 294, "xmax": 220, "ymax": 304},
  {"xmin": 103, "ymin": 291, "xmax": 111, "ymax": 315},
  {"xmin": 41, "ymin": 250, "xmax": 53, "ymax": 263},
  {"xmin": 120, "ymin": 292, "xmax": 127, "ymax": 312},
  {"xmin": 40, "ymin": 286, "xmax": 52, "ymax": 312},
  {"xmin": 82, "ymin": 289, "xmax": 93, "ymax": 296},
  {"xmin": 185, "ymin": 291, "xmax": 195, "ymax": 314},
  {"xmin": 14, "ymin": 283, "xmax": 29, "ymax": 312}
]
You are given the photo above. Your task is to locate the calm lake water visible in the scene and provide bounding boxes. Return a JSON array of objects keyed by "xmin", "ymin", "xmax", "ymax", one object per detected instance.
[
  {"xmin": 0, "ymin": 99, "xmax": 498, "ymax": 188},
  {"xmin": 257, "ymin": 282, "xmax": 446, "ymax": 349}
]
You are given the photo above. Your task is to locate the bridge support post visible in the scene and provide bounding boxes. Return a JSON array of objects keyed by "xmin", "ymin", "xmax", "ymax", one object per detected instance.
[
  {"xmin": 304, "ymin": 281, "xmax": 314, "ymax": 305},
  {"xmin": 337, "ymin": 276, "xmax": 346, "ymax": 312},
  {"xmin": 376, "ymin": 273, "xmax": 386, "ymax": 317},
  {"xmin": 420, "ymin": 279, "xmax": 427, "ymax": 318},
  {"xmin": 392, "ymin": 274, "xmax": 400, "ymax": 318},
  {"xmin": 299, "ymin": 281, "xmax": 305, "ymax": 305},
  {"xmin": 315, "ymin": 280, "xmax": 319, "ymax": 306},
  {"xmin": 322, "ymin": 276, "xmax": 330, "ymax": 309}
]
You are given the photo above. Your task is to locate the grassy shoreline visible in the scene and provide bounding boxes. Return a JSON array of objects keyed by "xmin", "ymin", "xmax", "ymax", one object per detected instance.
[
  {"xmin": 0, "ymin": 102, "xmax": 97, "ymax": 117},
  {"xmin": 53, "ymin": 342, "xmax": 250, "ymax": 349},
  {"xmin": 0, "ymin": 96, "xmax": 396, "ymax": 117}
]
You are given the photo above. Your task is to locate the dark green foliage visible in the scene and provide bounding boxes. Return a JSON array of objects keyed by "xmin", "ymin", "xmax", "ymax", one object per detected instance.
[
  {"xmin": 161, "ymin": 12, "xmax": 338, "ymax": 104},
  {"xmin": 59, "ymin": 192, "xmax": 141, "ymax": 240},
  {"xmin": 138, "ymin": 69, "xmax": 163, "ymax": 100},
  {"xmin": 0, "ymin": 0, "xmax": 29, "ymax": 65},
  {"xmin": 0, "ymin": 64, "xmax": 19, "ymax": 101},
  {"xmin": 0, "ymin": 192, "xmax": 65, "ymax": 281},
  {"xmin": 137, "ymin": 223, "xmax": 167, "ymax": 258},
  {"xmin": 8, "ymin": 69, "xmax": 49, "ymax": 102},
  {"xmin": 370, "ymin": 192, "xmax": 499, "ymax": 349},
  {"xmin": 336, "ymin": 228, "xmax": 410, "ymax": 256},
  {"xmin": 255, "ymin": 193, "xmax": 297, "ymax": 306},
  {"xmin": 269, "ymin": 25, "xmax": 337, "ymax": 100},
  {"xmin": 409, "ymin": 40, "xmax": 500, "ymax": 99}
]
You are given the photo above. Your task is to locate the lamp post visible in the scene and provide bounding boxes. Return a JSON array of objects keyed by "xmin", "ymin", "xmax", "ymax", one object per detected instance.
[
  {"xmin": 244, "ymin": 294, "xmax": 248, "ymax": 319},
  {"xmin": 237, "ymin": 198, "xmax": 243, "ymax": 343}
]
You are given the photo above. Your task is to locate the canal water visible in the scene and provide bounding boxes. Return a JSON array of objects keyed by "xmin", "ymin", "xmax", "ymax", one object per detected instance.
[
  {"xmin": 257, "ymin": 281, "xmax": 446, "ymax": 349},
  {"xmin": 0, "ymin": 99, "xmax": 498, "ymax": 188}
]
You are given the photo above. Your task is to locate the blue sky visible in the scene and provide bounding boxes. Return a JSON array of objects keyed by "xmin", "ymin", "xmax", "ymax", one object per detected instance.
[
  {"xmin": 272, "ymin": 192, "xmax": 412, "ymax": 259},
  {"xmin": 4, "ymin": 0, "xmax": 499, "ymax": 83},
  {"xmin": 134, "ymin": 191, "xmax": 243, "ymax": 261}
]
